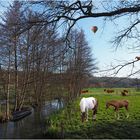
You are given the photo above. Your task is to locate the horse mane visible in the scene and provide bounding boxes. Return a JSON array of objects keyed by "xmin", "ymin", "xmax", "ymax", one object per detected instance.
[
  {"xmin": 106, "ymin": 100, "xmax": 117, "ymax": 104},
  {"xmin": 121, "ymin": 99, "xmax": 129, "ymax": 104}
]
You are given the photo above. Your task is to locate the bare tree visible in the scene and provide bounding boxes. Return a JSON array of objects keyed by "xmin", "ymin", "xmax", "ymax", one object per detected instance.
[
  {"xmin": 20, "ymin": 0, "xmax": 140, "ymax": 77},
  {"xmin": 2, "ymin": 0, "xmax": 139, "ymax": 77},
  {"xmin": 22, "ymin": 0, "xmax": 140, "ymax": 47},
  {"xmin": 0, "ymin": 1, "xmax": 27, "ymax": 113},
  {"xmin": 65, "ymin": 29, "xmax": 97, "ymax": 99}
]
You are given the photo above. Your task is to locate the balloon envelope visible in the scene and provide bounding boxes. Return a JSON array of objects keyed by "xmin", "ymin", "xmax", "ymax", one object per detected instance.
[{"xmin": 91, "ymin": 26, "xmax": 98, "ymax": 33}]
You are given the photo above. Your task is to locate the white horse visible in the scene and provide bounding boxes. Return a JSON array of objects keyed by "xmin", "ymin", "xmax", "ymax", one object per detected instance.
[{"xmin": 80, "ymin": 97, "xmax": 98, "ymax": 122}]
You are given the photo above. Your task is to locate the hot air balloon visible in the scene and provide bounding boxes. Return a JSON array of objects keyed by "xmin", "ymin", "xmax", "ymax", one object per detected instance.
[{"xmin": 91, "ymin": 26, "xmax": 98, "ymax": 33}]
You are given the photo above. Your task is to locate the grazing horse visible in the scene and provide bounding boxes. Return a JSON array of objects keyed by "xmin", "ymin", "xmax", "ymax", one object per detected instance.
[
  {"xmin": 105, "ymin": 89, "xmax": 114, "ymax": 94},
  {"xmin": 121, "ymin": 89, "xmax": 129, "ymax": 96},
  {"xmin": 121, "ymin": 91, "xmax": 127, "ymax": 96},
  {"xmin": 106, "ymin": 99, "xmax": 129, "ymax": 120},
  {"xmin": 81, "ymin": 90, "xmax": 88, "ymax": 94},
  {"xmin": 123, "ymin": 89, "xmax": 128, "ymax": 93},
  {"xmin": 80, "ymin": 97, "xmax": 98, "ymax": 122}
]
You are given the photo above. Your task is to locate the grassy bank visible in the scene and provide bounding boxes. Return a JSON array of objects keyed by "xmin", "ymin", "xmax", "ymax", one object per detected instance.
[{"xmin": 44, "ymin": 88, "xmax": 140, "ymax": 139}]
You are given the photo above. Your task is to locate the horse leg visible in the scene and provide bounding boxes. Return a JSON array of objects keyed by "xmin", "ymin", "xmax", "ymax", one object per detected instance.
[
  {"xmin": 114, "ymin": 107, "xmax": 117, "ymax": 118},
  {"xmin": 92, "ymin": 100, "xmax": 98, "ymax": 120},
  {"xmin": 86, "ymin": 108, "xmax": 88, "ymax": 121},
  {"xmin": 117, "ymin": 112, "xmax": 120, "ymax": 120},
  {"xmin": 115, "ymin": 108, "xmax": 120, "ymax": 120},
  {"xmin": 114, "ymin": 111, "xmax": 119, "ymax": 119},
  {"xmin": 126, "ymin": 112, "xmax": 129, "ymax": 118},
  {"xmin": 92, "ymin": 110, "xmax": 96, "ymax": 120},
  {"xmin": 125, "ymin": 105, "xmax": 129, "ymax": 118},
  {"xmin": 114, "ymin": 111, "xmax": 117, "ymax": 118}
]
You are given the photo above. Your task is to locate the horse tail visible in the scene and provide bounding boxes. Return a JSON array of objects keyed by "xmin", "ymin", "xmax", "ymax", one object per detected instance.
[
  {"xmin": 95, "ymin": 99, "xmax": 98, "ymax": 108},
  {"xmin": 93, "ymin": 98, "xmax": 98, "ymax": 114}
]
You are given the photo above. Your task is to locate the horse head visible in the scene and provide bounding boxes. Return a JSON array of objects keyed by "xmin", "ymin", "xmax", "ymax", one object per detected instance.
[
  {"xmin": 106, "ymin": 102, "xmax": 109, "ymax": 109},
  {"xmin": 81, "ymin": 112, "xmax": 86, "ymax": 122}
]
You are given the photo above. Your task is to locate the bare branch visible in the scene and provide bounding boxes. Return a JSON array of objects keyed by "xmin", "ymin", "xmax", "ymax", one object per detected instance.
[{"xmin": 98, "ymin": 58, "xmax": 139, "ymax": 77}]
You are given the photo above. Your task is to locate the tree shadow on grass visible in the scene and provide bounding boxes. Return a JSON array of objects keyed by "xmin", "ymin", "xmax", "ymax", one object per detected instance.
[
  {"xmin": 71, "ymin": 120, "xmax": 140, "ymax": 139},
  {"xmin": 45, "ymin": 120, "xmax": 140, "ymax": 139}
]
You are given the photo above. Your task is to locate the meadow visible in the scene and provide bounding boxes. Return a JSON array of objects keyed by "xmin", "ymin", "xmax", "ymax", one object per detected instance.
[{"xmin": 44, "ymin": 88, "xmax": 140, "ymax": 139}]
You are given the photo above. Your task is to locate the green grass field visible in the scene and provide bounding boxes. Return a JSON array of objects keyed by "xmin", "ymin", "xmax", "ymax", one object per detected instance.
[{"xmin": 44, "ymin": 88, "xmax": 140, "ymax": 139}]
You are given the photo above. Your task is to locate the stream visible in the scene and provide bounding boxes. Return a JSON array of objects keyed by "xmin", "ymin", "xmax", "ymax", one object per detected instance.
[{"xmin": 0, "ymin": 99, "xmax": 63, "ymax": 139}]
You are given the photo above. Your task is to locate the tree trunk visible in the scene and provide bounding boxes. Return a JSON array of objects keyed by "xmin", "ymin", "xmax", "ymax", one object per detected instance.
[
  {"xmin": 14, "ymin": 36, "xmax": 19, "ymax": 111},
  {"xmin": 5, "ymin": 47, "xmax": 11, "ymax": 120},
  {"xmin": 6, "ymin": 73, "xmax": 10, "ymax": 120}
]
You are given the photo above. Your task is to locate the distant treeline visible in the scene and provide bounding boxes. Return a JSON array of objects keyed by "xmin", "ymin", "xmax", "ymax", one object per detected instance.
[{"xmin": 86, "ymin": 76, "xmax": 140, "ymax": 88}]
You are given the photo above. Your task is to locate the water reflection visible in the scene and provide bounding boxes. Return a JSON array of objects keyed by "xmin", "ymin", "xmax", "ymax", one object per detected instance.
[{"xmin": 0, "ymin": 99, "xmax": 63, "ymax": 139}]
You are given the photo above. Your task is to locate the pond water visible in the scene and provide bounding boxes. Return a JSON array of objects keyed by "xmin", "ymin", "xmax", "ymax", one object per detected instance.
[{"xmin": 0, "ymin": 99, "xmax": 63, "ymax": 139}]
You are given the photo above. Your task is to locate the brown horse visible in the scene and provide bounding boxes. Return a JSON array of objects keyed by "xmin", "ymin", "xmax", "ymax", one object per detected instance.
[
  {"xmin": 106, "ymin": 99, "xmax": 129, "ymax": 119},
  {"xmin": 121, "ymin": 89, "xmax": 129, "ymax": 96},
  {"xmin": 105, "ymin": 89, "xmax": 114, "ymax": 93},
  {"xmin": 81, "ymin": 90, "xmax": 88, "ymax": 94},
  {"xmin": 121, "ymin": 91, "xmax": 127, "ymax": 96},
  {"xmin": 123, "ymin": 89, "xmax": 128, "ymax": 93}
]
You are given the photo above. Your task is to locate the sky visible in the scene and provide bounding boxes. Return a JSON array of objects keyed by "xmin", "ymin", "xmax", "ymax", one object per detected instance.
[
  {"xmin": 0, "ymin": 0, "xmax": 140, "ymax": 78},
  {"xmin": 76, "ymin": 17, "xmax": 140, "ymax": 78}
]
